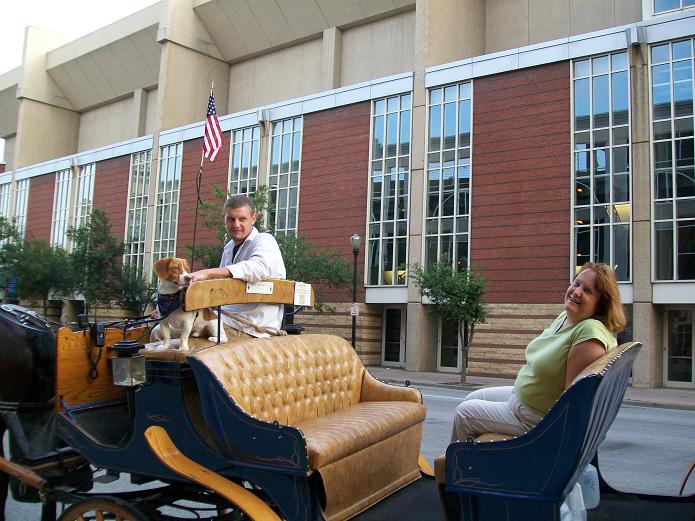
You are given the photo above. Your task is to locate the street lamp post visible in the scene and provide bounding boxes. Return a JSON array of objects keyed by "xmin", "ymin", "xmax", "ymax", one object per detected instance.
[{"xmin": 350, "ymin": 234, "xmax": 361, "ymax": 349}]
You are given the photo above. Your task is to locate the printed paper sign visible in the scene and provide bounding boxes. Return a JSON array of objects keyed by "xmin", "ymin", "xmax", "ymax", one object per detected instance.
[
  {"xmin": 246, "ymin": 281, "xmax": 274, "ymax": 295},
  {"xmin": 350, "ymin": 303, "xmax": 360, "ymax": 316},
  {"xmin": 294, "ymin": 282, "xmax": 312, "ymax": 306}
]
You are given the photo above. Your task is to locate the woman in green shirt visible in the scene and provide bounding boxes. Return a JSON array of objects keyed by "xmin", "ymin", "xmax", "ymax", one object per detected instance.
[{"xmin": 451, "ymin": 262, "xmax": 626, "ymax": 442}]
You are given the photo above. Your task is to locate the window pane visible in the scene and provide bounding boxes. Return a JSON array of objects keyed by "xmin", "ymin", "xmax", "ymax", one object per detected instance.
[
  {"xmin": 614, "ymin": 224, "xmax": 631, "ymax": 281},
  {"xmin": 673, "ymin": 60, "xmax": 694, "ymax": 117},
  {"xmin": 574, "ymin": 78, "xmax": 590, "ymax": 130},
  {"xmin": 653, "ymin": 64, "xmax": 672, "ymax": 120},
  {"xmin": 612, "ymin": 71, "xmax": 629, "ymax": 125},
  {"xmin": 593, "ymin": 75, "xmax": 610, "ymax": 127},
  {"xmin": 654, "ymin": 0, "xmax": 680, "ymax": 12},
  {"xmin": 656, "ymin": 221, "xmax": 675, "ymax": 279},
  {"xmin": 655, "ymin": 141, "xmax": 673, "ymax": 199},
  {"xmin": 677, "ymin": 220, "xmax": 695, "ymax": 279}
]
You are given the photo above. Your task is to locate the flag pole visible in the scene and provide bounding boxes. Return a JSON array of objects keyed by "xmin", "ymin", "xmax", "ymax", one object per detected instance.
[{"xmin": 190, "ymin": 82, "xmax": 215, "ymax": 271}]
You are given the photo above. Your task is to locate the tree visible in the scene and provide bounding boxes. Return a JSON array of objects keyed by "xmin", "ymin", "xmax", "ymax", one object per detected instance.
[
  {"xmin": 1, "ymin": 218, "xmax": 75, "ymax": 315},
  {"xmin": 67, "ymin": 209, "xmax": 125, "ymax": 316},
  {"xmin": 0, "ymin": 217, "xmax": 22, "ymax": 294},
  {"xmin": 411, "ymin": 260, "xmax": 487, "ymax": 384},
  {"xmin": 15, "ymin": 240, "xmax": 75, "ymax": 316},
  {"xmin": 118, "ymin": 263, "xmax": 156, "ymax": 316},
  {"xmin": 275, "ymin": 234, "xmax": 351, "ymax": 312}
]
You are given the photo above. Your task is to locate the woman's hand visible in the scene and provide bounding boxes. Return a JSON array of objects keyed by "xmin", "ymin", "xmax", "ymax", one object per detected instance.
[{"xmin": 565, "ymin": 339, "xmax": 606, "ymax": 388}]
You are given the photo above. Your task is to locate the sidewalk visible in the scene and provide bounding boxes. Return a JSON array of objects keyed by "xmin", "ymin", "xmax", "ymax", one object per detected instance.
[{"xmin": 366, "ymin": 366, "xmax": 695, "ymax": 411}]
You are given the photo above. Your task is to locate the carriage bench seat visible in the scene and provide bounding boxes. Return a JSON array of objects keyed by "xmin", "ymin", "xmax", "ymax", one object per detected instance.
[
  {"xmin": 188, "ymin": 333, "xmax": 426, "ymax": 521},
  {"xmin": 435, "ymin": 341, "xmax": 642, "ymax": 521}
]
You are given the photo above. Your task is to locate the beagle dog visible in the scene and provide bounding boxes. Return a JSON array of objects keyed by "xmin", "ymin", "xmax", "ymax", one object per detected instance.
[{"xmin": 153, "ymin": 257, "xmax": 227, "ymax": 351}]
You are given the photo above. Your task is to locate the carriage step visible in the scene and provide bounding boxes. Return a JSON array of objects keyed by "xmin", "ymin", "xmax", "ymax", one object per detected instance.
[{"xmin": 94, "ymin": 470, "xmax": 120, "ymax": 484}]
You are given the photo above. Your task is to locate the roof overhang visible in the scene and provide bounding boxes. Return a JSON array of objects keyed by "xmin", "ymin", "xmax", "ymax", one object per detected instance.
[{"xmin": 45, "ymin": 3, "xmax": 161, "ymax": 111}]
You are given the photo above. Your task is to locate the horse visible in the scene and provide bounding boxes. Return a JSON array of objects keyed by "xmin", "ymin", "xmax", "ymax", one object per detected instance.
[{"xmin": 0, "ymin": 304, "xmax": 57, "ymax": 521}]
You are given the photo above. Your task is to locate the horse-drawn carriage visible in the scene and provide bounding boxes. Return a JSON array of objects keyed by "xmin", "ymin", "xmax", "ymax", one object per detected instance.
[{"xmin": 1, "ymin": 279, "xmax": 693, "ymax": 520}]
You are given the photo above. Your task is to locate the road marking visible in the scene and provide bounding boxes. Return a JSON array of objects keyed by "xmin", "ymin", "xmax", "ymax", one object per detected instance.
[{"xmin": 422, "ymin": 393, "xmax": 464, "ymax": 401}]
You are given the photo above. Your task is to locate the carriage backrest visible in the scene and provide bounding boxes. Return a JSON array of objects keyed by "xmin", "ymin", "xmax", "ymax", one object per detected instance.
[
  {"xmin": 562, "ymin": 341, "xmax": 641, "ymax": 495},
  {"xmin": 190, "ymin": 334, "xmax": 365, "ymax": 426}
]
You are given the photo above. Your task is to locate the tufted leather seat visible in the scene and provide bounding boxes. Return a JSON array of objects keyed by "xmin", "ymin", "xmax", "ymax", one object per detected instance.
[{"xmin": 191, "ymin": 334, "xmax": 426, "ymax": 521}]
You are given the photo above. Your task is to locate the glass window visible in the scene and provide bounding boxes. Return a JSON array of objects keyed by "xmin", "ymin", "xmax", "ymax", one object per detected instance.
[
  {"xmin": 74, "ymin": 163, "xmax": 95, "ymax": 229},
  {"xmin": 426, "ymin": 82, "xmax": 472, "ymax": 273},
  {"xmin": 572, "ymin": 52, "xmax": 631, "ymax": 281},
  {"xmin": 0, "ymin": 183, "xmax": 10, "ymax": 219},
  {"xmin": 153, "ymin": 143, "xmax": 182, "ymax": 261},
  {"xmin": 51, "ymin": 169, "xmax": 73, "ymax": 248},
  {"xmin": 230, "ymin": 126, "xmax": 260, "ymax": 196},
  {"xmin": 666, "ymin": 310, "xmax": 693, "ymax": 385},
  {"xmin": 13, "ymin": 179, "xmax": 29, "ymax": 238},
  {"xmin": 652, "ymin": 38, "xmax": 695, "ymax": 280},
  {"xmin": 368, "ymin": 94, "xmax": 411, "ymax": 285},
  {"xmin": 269, "ymin": 118, "xmax": 302, "ymax": 235},
  {"xmin": 124, "ymin": 150, "xmax": 152, "ymax": 273},
  {"xmin": 654, "ymin": 0, "xmax": 695, "ymax": 13}
]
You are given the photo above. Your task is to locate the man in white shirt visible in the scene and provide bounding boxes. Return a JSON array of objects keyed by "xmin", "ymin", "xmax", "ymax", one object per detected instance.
[{"xmin": 188, "ymin": 194, "xmax": 286, "ymax": 339}]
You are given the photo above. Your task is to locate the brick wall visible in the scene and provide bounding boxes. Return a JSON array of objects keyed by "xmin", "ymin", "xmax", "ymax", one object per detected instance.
[
  {"xmin": 299, "ymin": 102, "xmax": 371, "ymax": 303},
  {"xmin": 177, "ymin": 133, "xmax": 231, "ymax": 269},
  {"xmin": 25, "ymin": 173, "xmax": 55, "ymax": 241},
  {"xmin": 94, "ymin": 155, "xmax": 131, "ymax": 240},
  {"xmin": 471, "ymin": 61, "xmax": 571, "ymax": 304},
  {"xmin": 298, "ymin": 303, "xmax": 384, "ymax": 365}
]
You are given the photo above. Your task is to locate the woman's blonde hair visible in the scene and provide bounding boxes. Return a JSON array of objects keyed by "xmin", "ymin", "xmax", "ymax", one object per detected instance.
[{"xmin": 578, "ymin": 262, "xmax": 626, "ymax": 333}]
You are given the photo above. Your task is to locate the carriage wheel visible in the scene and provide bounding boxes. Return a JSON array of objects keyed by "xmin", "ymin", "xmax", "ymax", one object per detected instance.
[{"xmin": 57, "ymin": 496, "xmax": 148, "ymax": 521}]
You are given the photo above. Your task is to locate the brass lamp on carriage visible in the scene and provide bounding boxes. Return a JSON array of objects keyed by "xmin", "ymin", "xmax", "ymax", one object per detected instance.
[{"xmin": 110, "ymin": 339, "xmax": 146, "ymax": 387}]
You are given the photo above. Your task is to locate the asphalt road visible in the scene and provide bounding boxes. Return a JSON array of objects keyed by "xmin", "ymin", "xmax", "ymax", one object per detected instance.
[{"xmin": 4, "ymin": 386, "xmax": 695, "ymax": 519}]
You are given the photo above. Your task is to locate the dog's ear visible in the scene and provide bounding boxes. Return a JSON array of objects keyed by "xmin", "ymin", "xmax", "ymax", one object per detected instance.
[
  {"xmin": 153, "ymin": 258, "xmax": 172, "ymax": 279},
  {"xmin": 181, "ymin": 258, "xmax": 191, "ymax": 273},
  {"xmin": 203, "ymin": 308, "xmax": 216, "ymax": 321}
]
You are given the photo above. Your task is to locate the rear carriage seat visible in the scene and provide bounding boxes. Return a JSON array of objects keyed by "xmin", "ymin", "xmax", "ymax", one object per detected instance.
[{"xmin": 188, "ymin": 333, "xmax": 427, "ymax": 521}]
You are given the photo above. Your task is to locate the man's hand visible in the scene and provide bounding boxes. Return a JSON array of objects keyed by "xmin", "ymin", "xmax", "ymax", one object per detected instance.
[{"xmin": 189, "ymin": 267, "xmax": 232, "ymax": 283}]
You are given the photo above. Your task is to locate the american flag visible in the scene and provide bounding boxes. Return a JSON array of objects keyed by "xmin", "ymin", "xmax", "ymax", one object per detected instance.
[{"xmin": 203, "ymin": 92, "xmax": 223, "ymax": 161}]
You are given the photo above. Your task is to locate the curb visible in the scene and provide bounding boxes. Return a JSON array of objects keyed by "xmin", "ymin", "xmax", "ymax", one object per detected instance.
[{"xmin": 376, "ymin": 378, "xmax": 695, "ymax": 411}]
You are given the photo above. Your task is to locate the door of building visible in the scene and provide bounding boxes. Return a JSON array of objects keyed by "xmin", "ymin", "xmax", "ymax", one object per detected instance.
[
  {"xmin": 664, "ymin": 309, "xmax": 694, "ymax": 388},
  {"xmin": 382, "ymin": 307, "xmax": 405, "ymax": 367},
  {"xmin": 438, "ymin": 318, "xmax": 461, "ymax": 373}
]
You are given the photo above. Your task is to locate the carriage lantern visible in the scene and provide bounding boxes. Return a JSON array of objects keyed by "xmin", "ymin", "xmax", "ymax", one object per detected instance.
[{"xmin": 110, "ymin": 339, "xmax": 146, "ymax": 387}]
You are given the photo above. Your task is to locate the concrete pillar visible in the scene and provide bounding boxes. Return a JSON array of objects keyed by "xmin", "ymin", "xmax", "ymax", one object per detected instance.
[
  {"xmin": 133, "ymin": 88, "xmax": 148, "ymax": 137},
  {"xmin": 14, "ymin": 27, "xmax": 78, "ymax": 168},
  {"xmin": 156, "ymin": 41, "xmax": 230, "ymax": 131},
  {"xmin": 405, "ymin": 303, "xmax": 438, "ymax": 371},
  {"xmin": 629, "ymin": 43, "xmax": 661, "ymax": 388},
  {"xmin": 322, "ymin": 27, "xmax": 342, "ymax": 91},
  {"xmin": 405, "ymin": 0, "xmax": 487, "ymax": 372},
  {"xmin": 156, "ymin": 0, "xmax": 229, "ymax": 131}
]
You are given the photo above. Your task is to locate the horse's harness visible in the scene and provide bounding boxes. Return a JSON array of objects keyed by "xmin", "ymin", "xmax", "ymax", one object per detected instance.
[{"xmin": 0, "ymin": 305, "xmax": 57, "ymax": 414}]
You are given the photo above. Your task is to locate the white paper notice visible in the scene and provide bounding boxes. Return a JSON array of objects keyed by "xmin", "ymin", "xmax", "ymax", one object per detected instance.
[
  {"xmin": 294, "ymin": 282, "xmax": 312, "ymax": 306},
  {"xmin": 246, "ymin": 281, "xmax": 274, "ymax": 295}
]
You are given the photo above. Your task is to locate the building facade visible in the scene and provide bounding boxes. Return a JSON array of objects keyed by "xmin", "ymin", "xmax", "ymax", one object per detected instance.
[{"xmin": 1, "ymin": 0, "xmax": 694, "ymax": 389}]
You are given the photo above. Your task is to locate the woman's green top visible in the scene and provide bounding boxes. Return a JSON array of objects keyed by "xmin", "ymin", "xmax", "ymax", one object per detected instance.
[{"xmin": 514, "ymin": 312, "xmax": 616, "ymax": 416}]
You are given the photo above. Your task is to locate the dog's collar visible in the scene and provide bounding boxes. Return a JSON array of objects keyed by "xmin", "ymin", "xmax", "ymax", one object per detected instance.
[{"xmin": 157, "ymin": 292, "xmax": 181, "ymax": 317}]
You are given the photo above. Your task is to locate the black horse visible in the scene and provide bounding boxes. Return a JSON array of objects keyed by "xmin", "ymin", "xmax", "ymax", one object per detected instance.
[{"xmin": 0, "ymin": 304, "xmax": 57, "ymax": 521}]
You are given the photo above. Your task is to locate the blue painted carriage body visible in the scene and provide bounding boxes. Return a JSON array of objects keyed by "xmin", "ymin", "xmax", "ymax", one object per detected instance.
[
  {"xmin": 443, "ymin": 343, "xmax": 641, "ymax": 521},
  {"xmin": 56, "ymin": 355, "xmax": 323, "ymax": 521}
]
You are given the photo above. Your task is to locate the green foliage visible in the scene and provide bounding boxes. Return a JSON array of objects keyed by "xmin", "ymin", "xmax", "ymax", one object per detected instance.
[
  {"xmin": 119, "ymin": 263, "xmax": 156, "ymax": 315},
  {"xmin": 276, "ymin": 234, "xmax": 351, "ymax": 311},
  {"xmin": 67, "ymin": 208, "xmax": 125, "ymax": 314},
  {"xmin": 411, "ymin": 259, "xmax": 487, "ymax": 382},
  {"xmin": 0, "ymin": 217, "xmax": 22, "ymax": 289},
  {"xmin": 0, "ymin": 218, "xmax": 75, "ymax": 315},
  {"xmin": 411, "ymin": 261, "xmax": 487, "ymax": 329}
]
